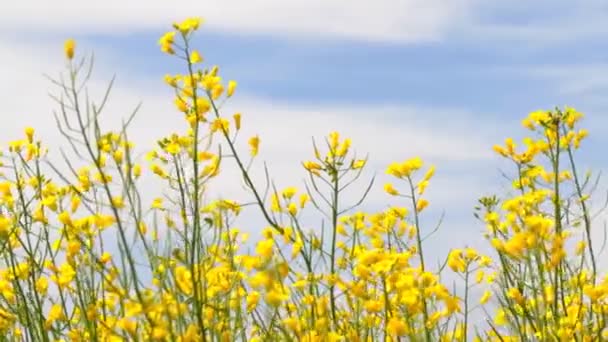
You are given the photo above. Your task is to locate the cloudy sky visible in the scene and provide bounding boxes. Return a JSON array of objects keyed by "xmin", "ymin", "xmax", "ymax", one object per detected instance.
[{"xmin": 2, "ymin": 0, "xmax": 608, "ymax": 262}]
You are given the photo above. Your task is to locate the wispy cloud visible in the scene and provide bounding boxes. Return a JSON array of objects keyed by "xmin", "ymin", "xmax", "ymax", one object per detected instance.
[
  {"xmin": 0, "ymin": 38, "xmax": 501, "ymax": 247},
  {"xmin": 524, "ymin": 65, "xmax": 608, "ymax": 97},
  {"xmin": 455, "ymin": 0, "xmax": 608, "ymax": 46},
  {"xmin": 1, "ymin": 0, "xmax": 475, "ymax": 43}
]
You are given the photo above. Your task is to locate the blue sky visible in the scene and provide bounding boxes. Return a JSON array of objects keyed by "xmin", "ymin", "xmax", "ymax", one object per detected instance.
[{"xmin": 2, "ymin": 0, "xmax": 608, "ymax": 260}]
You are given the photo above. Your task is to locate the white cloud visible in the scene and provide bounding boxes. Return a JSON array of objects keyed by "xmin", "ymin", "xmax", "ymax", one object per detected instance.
[
  {"xmin": 4, "ymin": 1, "xmax": 608, "ymax": 46},
  {"xmin": 205, "ymin": 97, "xmax": 501, "ymax": 219},
  {"xmin": 457, "ymin": 1, "xmax": 608, "ymax": 46},
  {"xmin": 0, "ymin": 37, "xmax": 498, "ymax": 168},
  {"xmin": 524, "ymin": 65, "xmax": 608, "ymax": 96},
  {"xmin": 0, "ymin": 37, "xmax": 502, "ymax": 259},
  {"xmin": 2, "ymin": 0, "xmax": 474, "ymax": 43},
  {"xmin": 227, "ymin": 100, "xmax": 494, "ymax": 162},
  {"xmin": 0, "ymin": 36, "xmax": 501, "ymax": 238}
]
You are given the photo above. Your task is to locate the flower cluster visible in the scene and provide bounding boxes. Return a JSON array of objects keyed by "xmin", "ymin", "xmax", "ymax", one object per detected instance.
[{"xmin": 0, "ymin": 16, "xmax": 603, "ymax": 342}]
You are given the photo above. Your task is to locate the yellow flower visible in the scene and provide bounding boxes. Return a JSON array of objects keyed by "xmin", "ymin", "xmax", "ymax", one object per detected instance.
[
  {"xmin": 475, "ymin": 270, "xmax": 484, "ymax": 284},
  {"xmin": 256, "ymin": 239, "xmax": 273, "ymax": 258},
  {"xmin": 131, "ymin": 164, "xmax": 142, "ymax": 179},
  {"xmin": 507, "ymin": 287, "xmax": 524, "ymax": 305},
  {"xmin": 282, "ymin": 317, "xmax": 300, "ymax": 332},
  {"xmin": 211, "ymin": 118, "xmax": 230, "ymax": 133},
  {"xmin": 24, "ymin": 127, "xmax": 35, "ymax": 143},
  {"xmin": 248, "ymin": 135, "xmax": 260, "ymax": 157},
  {"xmin": 66, "ymin": 241, "xmax": 81, "ymax": 257},
  {"xmin": 118, "ymin": 318, "xmax": 138, "ymax": 336},
  {"xmin": 158, "ymin": 31, "xmax": 176, "ymax": 54},
  {"xmin": 125, "ymin": 301, "xmax": 143, "ymax": 318},
  {"xmin": 35, "ymin": 277, "xmax": 49, "ymax": 295},
  {"xmin": 174, "ymin": 97, "xmax": 189, "ymax": 112},
  {"xmin": 32, "ymin": 206, "xmax": 48, "ymax": 224},
  {"xmin": 175, "ymin": 17, "xmax": 202, "ymax": 34},
  {"xmin": 111, "ymin": 196, "xmax": 125, "ymax": 209},
  {"xmin": 292, "ymin": 239, "xmax": 303, "ymax": 259},
  {"xmin": 151, "ymin": 164, "xmax": 168, "ymax": 178},
  {"xmin": 45, "ymin": 304, "xmax": 65, "ymax": 328},
  {"xmin": 288, "ymin": 203, "xmax": 298, "ymax": 216},
  {"xmin": 480, "ymin": 290, "xmax": 491, "ymax": 304},
  {"xmin": 113, "ymin": 149, "xmax": 124, "ymax": 163},
  {"xmin": 151, "ymin": 198, "xmax": 164, "ymax": 209},
  {"xmin": 233, "ymin": 113, "xmax": 242, "ymax": 130},
  {"xmin": 364, "ymin": 299, "xmax": 383, "ymax": 313},
  {"xmin": 165, "ymin": 142, "xmax": 180, "ymax": 155},
  {"xmin": 69, "ymin": 195, "xmax": 81, "ymax": 213},
  {"xmin": 138, "ymin": 222, "xmax": 148, "ymax": 235},
  {"xmin": 227, "ymin": 80, "xmax": 237, "ymax": 97},
  {"xmin": 164, "ymin": 74, "xmax": 178, "ymax": 87},
  {"xmin": 352, "ymin": 159, "xmax": 366, "ymax": 169},
  {"xmin": 384, "ymin": 183, "xmax": 399, "ymax": 196},
  {"xmin": 385, "ymin": 163, "xmax": 401, "ymax": 179},
  {"xmin": 386, "ymin": 317, "xmax": 408, "ymax": 337},
  {"xmin": 189, "ymin": 50, "xmax": 203, "ymax": 64},
  {"xmin": 246, "ymin": 291, "xmax": 260, "ymax": 312},
  {"xmin": 152, "ymin": 327, "xmax": 168, "ymax": 340},
  {"xmin": 388, "ymin": 157, "xmax": 423, "ymax": 178},
  {"xmin": 174, "ymin": 266, "xmax": 193, "ymax": 295},
  {"xmin": 64, "ymin": 39, "xmax": 75, "ymax": 60},
  {"xmin": 0, "ymin": 216, "xmax": 11, "ymax": 239},
  {"xmin": 417, "ymin": 179, "xmax": 429, "ymax": 195},
  {"xmin": 336, "ymin": 138, "xmax": 351, "ymax": 157},
  {"xmin": 57, "ymin": 211, "xmax": 72, "ymax": 226},
  {"xmin": 195, "ymin": 97, "xmax": 211, "ymax": 114},
  {"xmin": 303, "ymin": 161, "xmax": 322, "ymax": 175},
  {"xmin": 444, "ymin": 295, "xmax": 461, "ymax": 313},
  {"xmin": 494, "ymin": 308, "xmax": 507, "ymax": 326},
  {"xmin": 94, "ymin": 214, "xmax": 116, "ymax": 230},
  {"xmin": 282, "ymin": 187, "xmax": 297, "ymax": 200},
  {"xmin": 265, "ymin": 288, "xmax": 289, "ymax": 307},
  {"xmin": 299, "ymin": 193, "xmax": 310, "ymax": 208},
  {"xmin": 158, "ymin": 31, "xmax": 176, "ymax": 46},
  {"xmin": 416, "ymin": 198, "xmax": 429, "ymax": 212},
  {"xmin": 423, "ymin": 165, "xmax": 435, "ymax": 181},
  {"xmin": 447, "ymin": 249, "xmax": 466, "ymax": 273}
]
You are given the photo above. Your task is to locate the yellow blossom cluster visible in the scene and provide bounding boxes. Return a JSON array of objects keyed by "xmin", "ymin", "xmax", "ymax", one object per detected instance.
[{"xmin": 0, "ymin": 17, "xmax": 603, "ymax": 342}]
